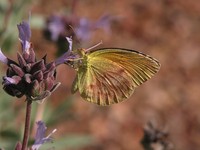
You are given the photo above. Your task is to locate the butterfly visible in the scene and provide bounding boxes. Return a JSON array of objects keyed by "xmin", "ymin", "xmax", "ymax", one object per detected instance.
[{"xmin": 62, "ymin": 40, "xmax": 160, "ymax": 106}]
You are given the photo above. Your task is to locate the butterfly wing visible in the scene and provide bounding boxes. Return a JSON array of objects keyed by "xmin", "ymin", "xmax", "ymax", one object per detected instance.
[{"xmin": 73, "ymin": 48, "xmax": 160, "ymax": 106}]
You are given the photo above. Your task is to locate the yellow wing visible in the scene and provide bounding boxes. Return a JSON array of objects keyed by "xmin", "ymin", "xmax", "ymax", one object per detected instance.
[{"xmin": 72, "ymin": 48, "xmax": 160, "ymax": 106}]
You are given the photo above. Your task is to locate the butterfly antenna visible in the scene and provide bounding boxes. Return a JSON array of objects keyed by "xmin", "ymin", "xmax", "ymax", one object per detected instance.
[
  {"xmin": 69, "ymin": 25, "xmax": 82, "ymax": 46},
  {"xmin": 85, "ymin": 41, "xmax": 103, "ymax": 52}
]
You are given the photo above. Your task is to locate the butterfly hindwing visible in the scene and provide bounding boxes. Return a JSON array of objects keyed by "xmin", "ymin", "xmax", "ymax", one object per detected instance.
[
  {"xmin": 71, "ymin": 75, "xmax": 78, "ymax": 93},
  {"xmin": 77, "ymin": 56, "xmax": 135, "ymax": 105}
]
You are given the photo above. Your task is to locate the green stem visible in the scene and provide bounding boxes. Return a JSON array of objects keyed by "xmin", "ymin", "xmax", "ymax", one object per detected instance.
[{"xmin": 21, "ymin": 99, "xmax": 32, "ymax": 150}]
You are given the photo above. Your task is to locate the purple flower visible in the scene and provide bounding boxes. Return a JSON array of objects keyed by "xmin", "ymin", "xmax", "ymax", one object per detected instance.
[
  {"xmin": 17, "ymin": 21, "xmax": 31, "ymax": 51},
  {"xmin": 32, "ymin": 121, "xmax": 57, "ymax": 150},
  {"xmin": 44, "ymin": 14, "xmax": 117, "ymax": 42},
  {"xmin": 46, "ymin": 15, "xmax": 67, "ymax": 41},
  {"xmin": 0, "ymin": 49, "xmax": 9, "ymax": 65},
  {"xmin": 55, "ymin": 36, "xmax": 103, "ymax": 66},
  {"xmin": 0, "ymin": 21, "xmax": 60, "ymax": 101},
  {"xmin": 75, "ymin": 17, "xmax": 93, "ymax": 41},
  {"xmin": 75, "ymin": 14, "xmax": 116, "ymax": 41}
]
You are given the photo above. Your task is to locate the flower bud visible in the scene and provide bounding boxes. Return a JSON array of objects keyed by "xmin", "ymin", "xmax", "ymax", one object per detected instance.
[{"xmin": 1, "ymin": 21, "xmax": 60, "ymax": 102}]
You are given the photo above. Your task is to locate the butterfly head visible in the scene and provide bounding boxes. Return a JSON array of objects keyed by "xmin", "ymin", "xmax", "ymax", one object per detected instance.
[
  {"xmin": 64, "ymin": 48, "xmax": 87, "ymax": 69},
  {"xmin": 72, "ymin": 48, "xmax": 86, "ymax": 57}
]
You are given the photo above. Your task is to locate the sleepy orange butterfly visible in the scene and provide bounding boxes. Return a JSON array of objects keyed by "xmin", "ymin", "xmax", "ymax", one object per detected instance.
[{"xmin": 61, "ymin": 39, "xmax": 160, "ymax": 106}]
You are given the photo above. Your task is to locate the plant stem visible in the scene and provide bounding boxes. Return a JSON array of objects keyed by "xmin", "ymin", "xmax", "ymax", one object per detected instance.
[{"xmin": 21, "ymin": 99, "xmax": 32, "ymax": 150}]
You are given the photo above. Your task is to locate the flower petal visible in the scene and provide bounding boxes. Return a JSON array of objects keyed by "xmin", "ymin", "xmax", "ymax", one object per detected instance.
[
  {"xmin": 66, "ymin": 36, "xmax": 72, "ymax": 52},
  {"xmin": 2, "ymin": 76, "xmax": 21, "ymax": 85},
  {"xmin": 47, "ymin": 15, "xmax": 65, "ymax": 41},
  {"xmin": 54, "ymin": 36, "xmax": 74, "ymax": 66},
  {"xmin": 17, "ymin": 21, "xmax": 31, "ymax": 52},
  {"xmin": 94, "ymin": 14, "xmax": 113, "ymax": 33},
  {"xmin": 32, "ymin": 121, "xmax": 57, "ymax": 150},
  {"xmin": 0, "ymin": 48, "xmax": 8, "ymax": 64},
  {"xmin": 75, "ymin": 18, "xmax": 92, "ymax": 41}
]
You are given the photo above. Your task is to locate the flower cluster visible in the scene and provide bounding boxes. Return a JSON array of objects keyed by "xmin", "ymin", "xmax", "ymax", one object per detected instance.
[
  {"xmin": 44, "ymin": 14, "xmax": 115, "ymax": 42},
  {"xmin": 0, "ymin": 21, "xmax": 60, "ymax": 101}
]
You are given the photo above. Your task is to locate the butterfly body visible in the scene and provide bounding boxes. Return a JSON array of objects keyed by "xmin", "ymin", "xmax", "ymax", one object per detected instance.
[{"xmin": 66, "ymin": 48, "xmax": 160, "ymax": 106}]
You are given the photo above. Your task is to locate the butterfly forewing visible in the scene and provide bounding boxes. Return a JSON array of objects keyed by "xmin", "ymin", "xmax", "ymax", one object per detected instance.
[
  {"xmin": 73, "ymin": 48, "xmax": 160, "ymax": 106},
  {"xmin": 89, "ymin": 49, "xmax": 160, "ymax": 86}
]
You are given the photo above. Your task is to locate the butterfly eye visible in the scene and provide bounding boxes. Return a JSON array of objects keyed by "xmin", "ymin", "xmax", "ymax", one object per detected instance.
[{"xmin": 65, "ymin": 57, "xmax": 84, "ymax": 69}]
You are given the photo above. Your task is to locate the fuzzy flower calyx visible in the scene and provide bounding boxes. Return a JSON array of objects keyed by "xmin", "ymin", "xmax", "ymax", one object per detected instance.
[{"xmin": 0, "ymin": 21, "xmax": 60, "ymax": 101}]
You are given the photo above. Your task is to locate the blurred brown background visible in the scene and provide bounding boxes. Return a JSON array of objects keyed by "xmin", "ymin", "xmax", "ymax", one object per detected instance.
[{"xmin": 1, "ymin": 0, "xmax": 200, "ymax": 150}]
